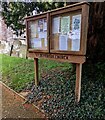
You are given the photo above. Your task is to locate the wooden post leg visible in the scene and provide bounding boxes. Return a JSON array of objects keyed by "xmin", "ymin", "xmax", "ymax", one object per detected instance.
[
  {"xmin": 34, "ymin": 58, "xmax": 39, "ymax": 86},
  {"xmin": 75, "ymin": 63, "xmax": 82, "ymax": 103}
]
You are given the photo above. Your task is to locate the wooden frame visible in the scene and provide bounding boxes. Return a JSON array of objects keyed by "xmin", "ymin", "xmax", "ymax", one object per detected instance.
[
  {"xmin": 26, "ymin": 2, "xmax": 89, "ymax": 56},
  {"xmin": 26, "ymin": 12, "xmax": 49, "ymax": 53},
  {"xmin": 50, "ymin": 2, "xmax": 89, "ymax": 55}
]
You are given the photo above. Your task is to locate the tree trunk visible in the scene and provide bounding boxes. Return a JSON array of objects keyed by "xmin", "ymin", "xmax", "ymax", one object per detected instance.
[{"xmin": 87, "ymin": 2, "xmax": 105, "ymax": 63}]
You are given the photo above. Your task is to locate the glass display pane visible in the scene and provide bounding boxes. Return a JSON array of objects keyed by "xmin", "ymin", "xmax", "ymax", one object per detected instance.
[
  {"xmin": 51, "ymin": 14, "xmax": 81, "ymax": 51},
  {"xmin": 29, "ymin": 18, "xmax": 47, "ymax": 50}
]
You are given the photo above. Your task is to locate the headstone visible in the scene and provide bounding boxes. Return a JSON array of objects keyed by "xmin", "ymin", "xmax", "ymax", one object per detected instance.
[
  {"xmin": 19, "ymin": 45, "xmax": 27, "ymax": 58},
  {"xmin": 11, "ymin": 40, "xmax": 22, "ymax": 57}
]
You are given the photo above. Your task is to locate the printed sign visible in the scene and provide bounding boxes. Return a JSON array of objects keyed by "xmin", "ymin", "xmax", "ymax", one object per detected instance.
[
  {"xmin": 61, "ymin": 16, "xmax": 70, "ymax": 34},
  {"xmin": 52, "ymin": 17, "xmax": 60, "ymax": 34},
  {"xmin": 71, "ymin": 14, "xmax": 81, "ymax": 51}
]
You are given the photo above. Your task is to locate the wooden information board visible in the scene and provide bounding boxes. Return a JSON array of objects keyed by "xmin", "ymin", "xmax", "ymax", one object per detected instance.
[
  {"xmin": 26, "ymin": 13, "xmax": 49, "ymax": 52},
  {"xmin": 25, "ymin": 2, "xmax": 89, "ymax": 103}
]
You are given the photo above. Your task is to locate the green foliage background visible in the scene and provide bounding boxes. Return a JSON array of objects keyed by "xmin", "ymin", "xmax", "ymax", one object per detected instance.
[{"xmin": 1, "ymin": 2, "xmax": 64, "ymax": 35}]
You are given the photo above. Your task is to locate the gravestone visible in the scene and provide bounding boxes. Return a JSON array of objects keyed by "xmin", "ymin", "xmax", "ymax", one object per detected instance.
[
  {"xmin": 19, "ymin": 44, "xmax": 27, "ymax": 58},
  {"xmin": 11, "ymin": 40, "xmax": 22, "ymax": 57}
]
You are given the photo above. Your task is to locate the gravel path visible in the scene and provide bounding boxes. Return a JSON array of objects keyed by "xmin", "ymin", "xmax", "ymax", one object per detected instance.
[{"xmin": 0, "ymin": 82, "xmax": 46, "ymax": 119}]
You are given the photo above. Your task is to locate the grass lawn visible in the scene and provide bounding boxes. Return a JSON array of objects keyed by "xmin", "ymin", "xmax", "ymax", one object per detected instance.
[
  {"xmin": 1, "ymin": 54, "xmax": 105, "ymax": 119},
  {"xmin": 0, "ymin": 54, "xmax": 70, "ymax": 92}
]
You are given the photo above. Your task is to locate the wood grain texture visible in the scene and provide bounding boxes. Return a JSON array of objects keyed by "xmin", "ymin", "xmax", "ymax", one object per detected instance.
[
  {"xmin": 28, "ymin": 52, "xmax": 86, "ymax": 64},
  {"xmin": 34, "ymin": 58, "xmax": 39, "ymax": 86},
  {"xmin": 75, "ymin": 63, "xmax": 82, "ymax": 103}
]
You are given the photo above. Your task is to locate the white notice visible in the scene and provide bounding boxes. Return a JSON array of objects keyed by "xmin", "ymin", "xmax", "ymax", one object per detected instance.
[
  {"xmin": 44, "ymin": 38, "xmax": 47, "ymax": 47},
  {"xmin": 52, "ymin": 17, "xmax": 60, "ymax": 34},
  {"xmin": 71, "ymin": 39, "xmax": 80, "ymax": 51},
  {"xmin": 71, "ymin": 14, "xmax": 81, "ymax": 51},
  {"xmin": 61, "ymin": 16, "xmax": 70, "ymax": 34},
  {"xmin": 39, "ymin": 32, "xmax": 47, "ymax": 39},
  {"xmin": 59, "ymin": 35, "xmax": 68, "ymax": 50},
  {"xmin": 30, "ymin": 22, "xmax": 37, "ymax": 32},
  {"xmin": 43, "ymin": 19, "xmax": 47, "ymax": 32},
  {"xmin": 33, "ymin": 38, "xmax": 42, "ymax": 48},
  {"xmin": 30, "ymin": 22, "xmax": 37, "ymax": 38},
  {"xmin": 70, "ymin": 30, "xmax": 80, "ymax": 39},
  {"xmin": 72, "ymin": 14, "xmax": 81, "ymax": 31}
]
